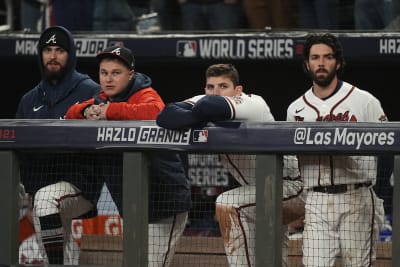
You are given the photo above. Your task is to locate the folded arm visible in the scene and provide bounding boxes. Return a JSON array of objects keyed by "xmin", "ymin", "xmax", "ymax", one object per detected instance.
[{"xmin": 157, "ymin": 95, "xmax": 231, "ymax": 129}]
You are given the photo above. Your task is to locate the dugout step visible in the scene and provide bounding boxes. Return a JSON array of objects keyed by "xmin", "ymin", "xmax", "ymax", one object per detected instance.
[
  {"xmin": 79, "ymin": 234, "xmax": 391, "ymax": 266},
  {"xmin": 79, "ymin": 234, "xmax": 229, "ymax": 266}
]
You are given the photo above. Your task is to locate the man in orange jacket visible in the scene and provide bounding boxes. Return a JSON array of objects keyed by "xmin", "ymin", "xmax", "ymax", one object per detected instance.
[{"xmin": 66, "ymin": 45, "xmax": 191, "ymax": 267}]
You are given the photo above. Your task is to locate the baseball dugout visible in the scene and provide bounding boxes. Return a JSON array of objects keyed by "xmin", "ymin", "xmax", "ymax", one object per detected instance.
[{"xmin": 0, "ymin": 120, "xmax": 398, "ymax": 266}]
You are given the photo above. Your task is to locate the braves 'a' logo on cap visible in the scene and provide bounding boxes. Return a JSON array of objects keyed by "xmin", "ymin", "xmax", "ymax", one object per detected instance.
[
  {"xmin": 45, "ymin": 34, "xmax": 57, "ymax": 45},
  {"xmin": 111, "ymin": 47, "xmax": 122, "ymax": 55}
]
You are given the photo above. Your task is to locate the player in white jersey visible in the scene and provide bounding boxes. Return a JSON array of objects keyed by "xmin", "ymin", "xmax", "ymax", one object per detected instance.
[
  {"xmin": 286, "ymin": 33, "xmax": 386, "ymax": 267},
  {"xmin": 157, "ymin": 63, "xmax": 304, "ymax": 266}
]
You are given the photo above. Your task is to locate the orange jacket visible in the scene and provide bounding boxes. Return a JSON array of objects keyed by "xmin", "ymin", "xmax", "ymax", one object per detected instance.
[{"xmin": 65, "ymin": 87, "xmax": 164, "ymax": 120}]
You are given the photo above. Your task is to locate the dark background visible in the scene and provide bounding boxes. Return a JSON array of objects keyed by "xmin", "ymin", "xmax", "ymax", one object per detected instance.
[{"xmin": 5, "ymin": 56, "xmax": 399, "ymax": 122}]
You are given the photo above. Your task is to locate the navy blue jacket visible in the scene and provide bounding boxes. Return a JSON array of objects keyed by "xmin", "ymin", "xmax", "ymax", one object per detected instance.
[
  {"xmin": 157, "ymin": 94, "xmax": 231, "ymax": 129},
  {"xmin": 16, "ymin": 26, "xmax": 101, "ymax": 215}
]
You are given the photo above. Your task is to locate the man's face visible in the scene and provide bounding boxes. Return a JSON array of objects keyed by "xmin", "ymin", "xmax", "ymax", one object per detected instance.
[
  {"xmin": 99, "ymin": 58, "xmax": 134, "ymax": 98},
  {"xmin": 305, "ymin": 43, "xmax": 339, "ymax": 87},
  {"xmin": 42, "ymin": 45, "xmax": 68, "ymax": 80},
  {"xmin": 204, "ymin": 76, "xmax": 242, "ymax": 96}
]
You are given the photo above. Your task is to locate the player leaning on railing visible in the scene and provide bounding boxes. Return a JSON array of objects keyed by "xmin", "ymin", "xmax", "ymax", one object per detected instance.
[
  {"xmin": 157, "ymin": 63, "xmax": 305, "ymax": 267},
  {"xmin": 66, "ymin": 45, "xmax": 191, "ymax": 267}
]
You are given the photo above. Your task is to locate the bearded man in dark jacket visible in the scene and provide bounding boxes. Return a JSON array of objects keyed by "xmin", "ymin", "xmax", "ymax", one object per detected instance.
[{"xmin": 16, "ymin": 26, "xmax": 101, "ymax": 265}]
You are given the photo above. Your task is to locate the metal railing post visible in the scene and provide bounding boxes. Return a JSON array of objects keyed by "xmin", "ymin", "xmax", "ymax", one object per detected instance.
[
  {"xmin": 0, "ymin": 151, "xmax": 19, "ymax": 265},
  {"xmin": 392, "ymin": 155, "xmax": 400, "ymax": 267},
  {"xmin": 123, "ymin": 152, "xmax": 148, "ymax": 267},
  {"xmin": 255, "ymin": 154, "xmax": 283, "ymax": 266}
]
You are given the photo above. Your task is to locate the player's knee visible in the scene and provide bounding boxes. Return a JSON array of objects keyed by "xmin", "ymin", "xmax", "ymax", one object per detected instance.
[
  {"xmin": 35, "ymin": 181, "xmax": 79, "ymax": 203},
  {"xmin": 37, "ymin": 181, "xmax": 78, "ymax": 197},
  {"xmin": 35, "ymin": 186, "xmax": 53, "ymax": 203},
  {"xmin": 34, "ymin": 182, "xmax": 73, "ymax": 217}
]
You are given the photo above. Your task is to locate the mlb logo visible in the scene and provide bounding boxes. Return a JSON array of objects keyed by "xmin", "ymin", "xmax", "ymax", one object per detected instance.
[
  {"xmin": 193, "ymin": 130, "xmax": 208, "ymax": 143},
  {"xmin": 176, "ymin": 40, "xmax": 197, "ymax": 58}
]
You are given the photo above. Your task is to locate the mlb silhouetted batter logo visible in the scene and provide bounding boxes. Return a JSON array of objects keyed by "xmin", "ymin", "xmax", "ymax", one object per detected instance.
[
  {"xmin": 177, "ymin": 41, "xmax": 197, "ymax": 58},
  {"xmin": 193, "ymin": 130, "xmax": 208, "ymax": 142}
]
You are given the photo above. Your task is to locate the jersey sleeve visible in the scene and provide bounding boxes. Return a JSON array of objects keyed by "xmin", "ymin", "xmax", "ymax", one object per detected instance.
[
  {"xmin": 156, "ymin": 101, "xmax": 202, "ymax": 129},
  {"xmin": 192, "ymin": 94, "xmax": 232, "ymax": 121},
  {"xmin": 158, "ymin": 94, "xmax": 233, "ymax": 129},
  {"xmin": 229, "ymin": 94, "xmax": 275, "ymax": 122},
  {"xmin": 365, "ymin": 96, "xmax": 388, "ymax": 122},
  {"xmin": 193, "ymin": 94, "xmax": 275, "ymax": 122}
]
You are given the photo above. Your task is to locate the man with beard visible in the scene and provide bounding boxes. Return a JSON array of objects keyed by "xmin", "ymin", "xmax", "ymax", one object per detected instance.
[
  {"xmin": 16, "ymin": 26, "xmax": 100, "ymax": 265},
  {"xmin": 286, "ymin": 33, "xmax": 387, "ymax": 266},
  {"xmin": 16, "ymin": 25, "xmax": 99, "ymax": 119}
]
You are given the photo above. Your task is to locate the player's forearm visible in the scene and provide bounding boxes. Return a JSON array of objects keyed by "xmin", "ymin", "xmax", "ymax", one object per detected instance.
[
  {"xmin": 65, "ymin": 103, "xmax": 90, "ymax": 119},
  {"xmin": 192, "ymin": 95, "xmax": 231, "ymax": 121},
  {"xmin": 157, "ymin": 110, "xmax": 200, "ymax": 129},
  {"xmin": 157, "ymin": 103, "xmax": 200, "ymax": 129}
]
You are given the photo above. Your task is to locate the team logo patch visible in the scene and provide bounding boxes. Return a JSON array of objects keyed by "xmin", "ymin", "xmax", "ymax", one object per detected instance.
[
  {"xmin": 111, "ymin": 47, "xmax": 121, "ymax": 55},
  {"xmin": 193, "ymin": 130, "xmax": 208, "ymax": 143},
  {"xmin": 176, "ymin": 40, "xmax": 197, "ymax": 58},
  {"xmin": 45, "ymin": 34, "xmax": 57, "ymax": 45},
  {"xmin": 231, "ymin": 96, "xmax": 244, "ymax": 105}
]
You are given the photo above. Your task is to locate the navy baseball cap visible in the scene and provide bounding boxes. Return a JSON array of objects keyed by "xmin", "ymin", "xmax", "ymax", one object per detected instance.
[
  {"xmin": 39, "ymin": 26, "xmax": 70, "ymax": 52},
  {"xmin": 96, "ymin": 45, "xmax": 135, "ymax": 70}
]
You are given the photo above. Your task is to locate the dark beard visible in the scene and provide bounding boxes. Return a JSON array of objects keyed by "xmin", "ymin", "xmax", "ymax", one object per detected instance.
[
  {"xmin": 309, "ymin": 69, "xmax": 336, "ymax": 87},
  {"xmin": 43, "ymin": 64, "xmax": 65, "ymax": 83}
]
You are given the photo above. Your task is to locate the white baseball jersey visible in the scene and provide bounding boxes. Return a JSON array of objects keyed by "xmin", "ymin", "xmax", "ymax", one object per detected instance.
[
  {"xmin": 186, "ymin": 93, "xmax": 274, "ymax": 186},
  {"xmin": 288, "ymin": 81, "xmax": 386, "ymax": 267},
  {"xmin": 186, "ymin": 93, "xmax": 275, "ymax": 122},
  {"xmin": 287, "ymin": 81, "xmax": 387, "ymax": 189},
  {"xmin": 190, "ymin": 93, "xmax": 302, "ymax": 267}
]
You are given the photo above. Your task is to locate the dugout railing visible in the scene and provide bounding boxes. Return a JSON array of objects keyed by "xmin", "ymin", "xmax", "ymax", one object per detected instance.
[{"xmin": 0, "ymin": 119, "xmax": 398, "ymax": 267}]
